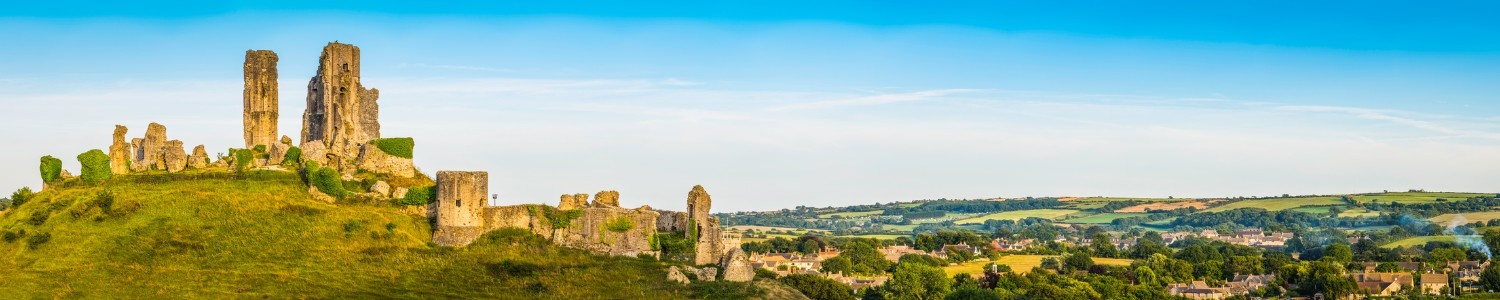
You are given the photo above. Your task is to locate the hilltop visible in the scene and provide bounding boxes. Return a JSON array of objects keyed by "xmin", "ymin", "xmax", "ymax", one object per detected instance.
[{"xmin": 0, "ymin": 170, "xmax": 799, "ymax": 298}]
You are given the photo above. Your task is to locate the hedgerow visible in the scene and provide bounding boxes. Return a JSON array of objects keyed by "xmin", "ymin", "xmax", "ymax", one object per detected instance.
[{"xmin": 397, "ymin": 185, "xmax": 436, "ymax": 205}]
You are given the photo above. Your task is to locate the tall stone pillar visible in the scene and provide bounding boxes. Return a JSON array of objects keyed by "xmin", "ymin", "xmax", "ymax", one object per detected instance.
[
  {"xmin": 243, "ymin": 50, "xmax": 279, "ymax": 149},
  {"xmin": 688, "ymin": 185, "xmax": 723, "ymax": 265},
  {"xmin": 302, "ymin": 42, "xmax": 380, "ymax": 171}
]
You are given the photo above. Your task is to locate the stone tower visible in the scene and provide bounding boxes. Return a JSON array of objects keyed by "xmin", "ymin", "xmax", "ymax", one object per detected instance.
[
  {"xmin": 432, "ymin": 171, "xmax": 488, "ymax": 246},
  {"xmin": 302, "ymin": 42, "xmax": 380, "ymax": 170},
  {"xmin": 243, "ymin": 50, "xmax": 279, "ymax": 148},
  {"xmin": 688, "ymin": 185, "xmax": 723, "ymax": 265},
  {"xmin": 108, "ymin": 125, "xmax": 129, "ymax": 174}
]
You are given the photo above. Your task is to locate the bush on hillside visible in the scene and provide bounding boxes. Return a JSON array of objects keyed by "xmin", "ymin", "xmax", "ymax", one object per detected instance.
[
  {"xmin": 26, "ymin": 232, "xmax": 51, "ymax": 249},
  {"xmin": 77, "ymin": 149, "xmax": 111, "ymax": 184},
  {"xmin": 310, "ymin": 166, "xmax": 349, "ymax": 198},
  {"xmin": 252, "ymin": 144, "xmax": 267, "ymax": 153},
  {"xmin": 368, "ymin": 137, "xmax": 414, "ymax": 158},
  {"xmin": 39, "ymin": 155, "xmax": 62, "ymax": 183},
  {"xmin": 397, "ymin": 185, "xmax": 436, "ymax": 206},
  {"xmin": 10, "ymin": 187, "xmax": 34, "ymax": 208}
]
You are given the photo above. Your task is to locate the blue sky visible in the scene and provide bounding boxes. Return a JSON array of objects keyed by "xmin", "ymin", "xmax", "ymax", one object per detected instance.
[{"xmin": 2, "ymin": 2, "xmax": 1498, "ymax": 211}]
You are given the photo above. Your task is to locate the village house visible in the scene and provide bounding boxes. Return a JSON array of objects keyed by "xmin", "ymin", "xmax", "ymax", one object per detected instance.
[
  {"xmin": 1420, "ymin": 273, "xmax": 1449, "ymax": 296},
  {"xmin": 880, "ymin": 245, "xmax": 927, "ymax": 262},
  {"xmin": 1166, "ymin": 281, "xmax": 1230, "ymax": 299},
  {"xmin": 1349, "ymin": 272, "xmax": 1412, "ymax": 297}
]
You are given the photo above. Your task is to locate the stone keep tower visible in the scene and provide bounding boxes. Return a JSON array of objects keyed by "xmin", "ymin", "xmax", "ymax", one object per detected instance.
[
  {"xmin": 243, "ymin": 50, "xmax": 279, "ymax": 148},
  {"xmin": 302, "ymin": 42, "xmax": 380, "ymax": 169},
  {"xmin": 433, "ymin": 171, "xmax": 488, "ymax": 246}
]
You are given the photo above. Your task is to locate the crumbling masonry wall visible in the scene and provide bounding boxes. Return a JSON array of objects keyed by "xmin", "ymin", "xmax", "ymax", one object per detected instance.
[{"xmin": 301, "ymin": 42, "xmax": 380, "ymax": 171}]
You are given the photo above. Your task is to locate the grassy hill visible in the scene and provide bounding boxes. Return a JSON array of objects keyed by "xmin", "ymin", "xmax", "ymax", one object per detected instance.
[{"xmin": 0, "ymin": 171, "xmax": 772, "ymax": 299}]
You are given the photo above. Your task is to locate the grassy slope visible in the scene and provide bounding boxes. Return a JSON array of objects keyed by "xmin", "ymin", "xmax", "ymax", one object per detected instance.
[
  {"xmin": 942, "ymin": 255, "xmax": 1133, "ymax": 275},
  {"xmin": 1063, "ymin": 213, "xmax": 1151, "ymax": 224},
  {"xmin": 1432, "ymin": 211, "xmax": 1500, "ymax": 224},
  {"xmin": 0, "ymin": 171, "xmax": 741, "ymax": 299},
  {"xmin": 1203, "ymin": 196, "xmax": 1345, "ymax": 212},
  {"xmin": 954, "ymin": 209, "xmax": 1078, "ymax": 224},
  {"xmin": 1382, "ymin": 236, "xmax": 1459, "ymax": 249}
]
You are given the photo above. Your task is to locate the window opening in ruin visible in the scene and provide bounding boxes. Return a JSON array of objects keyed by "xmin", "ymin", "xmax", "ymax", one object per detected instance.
[
  {"xmin": 342, "ymin": 63, "xmax": 349, "ymax": 72},
  {"xmin": 456, "ymin": 199, "xmax": 462, "ymax": 207}
]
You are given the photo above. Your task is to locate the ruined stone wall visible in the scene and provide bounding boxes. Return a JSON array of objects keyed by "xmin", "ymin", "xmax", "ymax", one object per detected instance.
[
  {"xmin": 243, "ymin": 50, "xmax": 279, "ymax": 148},
  {"xmin": 301, "ymin": 42, "xmax": 380, "ymax": 171},
  {"xmin": 687, "ymin": 185, "xmax": 723, "ymax": 265},
  {"xmin": 657, "ymin": 210, "xmax": 689, "ymax": 233},
  {"xmin": 432, "ymin": 171, "xmax": 487, "ymax": 246},
  {"xmin": 109, "ymin": 125, "xmax": 129, "ymax": 174},
  {"xmin": 558, "ymin": 193, "xmax": 589, "ymax": 210},
  {"xmin": 552, "ymin": 207, "xmax": 659, "ymax": 257}
]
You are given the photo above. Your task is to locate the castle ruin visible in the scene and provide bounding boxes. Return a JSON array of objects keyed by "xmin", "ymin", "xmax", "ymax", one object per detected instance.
[
  {"xmin": 301, "ymin": 42, "xmax": 380, "ymax": 171},
  {"xmin": 243, "ymin": 50, "xmax": 279, "ymax": 149}
]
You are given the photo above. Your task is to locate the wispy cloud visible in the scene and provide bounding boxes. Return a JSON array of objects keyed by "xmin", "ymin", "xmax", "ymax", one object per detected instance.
[
  {"xmin": 397, "ymin": 63, "xmax": 511, "ymax": 72},
  {"xmin": 1276, "ymin": 105, "xmax": 1500, "ymax": 140},
  {"xmin": 764, "ymin": 89, "xmax": 977, "ymax": 111}
]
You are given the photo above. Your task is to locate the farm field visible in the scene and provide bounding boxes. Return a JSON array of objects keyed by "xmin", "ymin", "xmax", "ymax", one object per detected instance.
[
  {"xmin": 1289, "ymin": 206, "xmax": 1343, "ymax": 214},
  {"xmin": 1352, "ymin": 192, "xmax": 1490, "ymax": 204},
  {"xmin": 1382, "ymin": 236, "xmax": 1461, "ymax": 248},
  {"xmin": 835, "ymin": 234, "xmax": 908, "ymax": 240},
  {"xmin": 955, "ymin": 209, "xmax": 1079, "ymax": 224},
  {"xmin": 882, "ymin": 224, "xmax": 918, "ymax": 232},
  {"xmin": 1431, "ymin": 212, "xmax": 1500, "ymax": 224},
  {"xmin": 1337, "ymin": 209, "xmax": 1381, "ymax": 218},
  {"xmin": 1064, "ymin": 213, "xmax": 1150, "ymax": 224},
  {"xmin": 1204, "ymin": 196, "xmax": 1345, "ymax": 212},
  {"xmin": 1114, "ymin": 201, "xmax": 1213, "ymax": 213},
  {"xmin": 943, "ymin": 255, "xmax": 1133, "ymax": 275},
  {"xmin": 818, "ymin": 210, "xmax": 884, "ymax": 219},
  {"xmin": 725, "ymin": 225, "xmax": 804, "ymax": 232}
]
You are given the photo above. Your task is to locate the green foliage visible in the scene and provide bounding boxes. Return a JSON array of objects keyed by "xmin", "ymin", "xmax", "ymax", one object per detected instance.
[
  {"xmin": 309, "ymin": 165, "xmax": 349, "ymax": 198},
  {"xmin": 1064, "ymin": 252, "xmax": 1095, "ymax": 272},
  {"xmin": 77, "ymin": 149, "xmax": 112, "ymax": 184},
  {"xmin": 833, "ymin": 239, "xmax": 891, "ymax": 275},
  {"xmin": 688, "ymin": 219, "xmax": 699, "ymax": 244},
  {"xmin": 1, "ymin": 230, "xmax": 20, "ymax": 243},
  {"xmin": 39, "ymin": 155, "xmax": 62, "ymax": 183},
  {"xmin": 604, "ymin": 216, "xmax": 635, "ymax": 233},
  {"xmin": 754, "ymin": 268, "xmax": 778, "ymax": 280},
  {"xmin": 10, "ymin": 187, "xmax": 34, "ymax": 207},
  {"xmin": 282, "ymin": 146, "xmax": 302, "ymax": 166},
  {"xmin": 780, "ymin": 273, "xmax": 856, "ymax": 300},
  {"xmin": 252, "ymin": 144, "xmax": 267, "ymax": 153},
  {"xmin": 897, "ymin": 253, "xmax": 947, "ymax": 267},
  {"xmin": 944, "ymin": 288, "xmax": 1001, "ymax": 300},
  {"xmin": 655, "ymin": 233, "xmax": 694, "ymax": 254},
  {"xmin": 1483, "ymin": 263, "xmax": 1500, "ymax": 292},
  {"xmin": 27, "ymin": 210, "xmax": 49, "ymax": 226},
  {"xmin": 884, "ymin": 262, "xmax": 952, "ymax": 300},
  {"xmin": 25, "ymin": 231, "xmax": 51, "ymax": 249},
  {"xmin": 233, "ymin": 148, "xmax": 252, "ymax": 173},
  {"xmin": 397, "ymin": 186, "xmax": 436, "ymax": 206},
  {"xmin": 369, "ymin": 137, "xmax": 414, "ymax": 159}
]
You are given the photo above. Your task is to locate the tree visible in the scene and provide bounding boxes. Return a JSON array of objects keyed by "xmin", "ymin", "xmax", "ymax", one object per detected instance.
[
  {"xmin": 781, "ymin": 274, "xmax": 857, "ymax": 300},
  {"xmin": 1040, "ymin": 257, "xmax": 1060, "ymax": 271},
  {"xmin": 822, "ymin": 256, "xmax": 854, "ymax": 274},
  {"xmin": 1089, "ymin": 233, "xmax": 1118, "ymax": 258},
  {"xmin": 1135, "ymin": 266, "xmax": 1160, "ymax": 287},
  {"xmin": 1374, "ymin": 262, "xmax": 1401, "ymax": 273},
  {"xmin": 1429, "ymin": 247, "xmax": 1468, "ymax": 265},
  {"xmin": 1324, "ymin": 244, "xmax": 1353, "ymax": 263},
  {"xmin": 1483, "ymin": 263, "xmax": 1500, "ymax": 292},
  {"xmin": 1063, "ymin": 253, "xmax": 1094, "ymax": 273},
  {"xmin": 943, "ymin": 288, "xmax": 1000, "ymax": 300},
  {"xmin": 885, "ymin": 262, "xmax": 953, "ymax": 300}
]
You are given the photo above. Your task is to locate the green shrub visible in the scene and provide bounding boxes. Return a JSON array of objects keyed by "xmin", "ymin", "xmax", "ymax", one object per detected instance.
[
  {"xmin": 368, "ymin": 137, "xmax": 414, "ymax": 158},
  {"xmin": 283, "ymin": 146, "xmax": 302, "ymax": 165},
  {"xmin": 252, "ymin": 144, "xmax": 267, "ymax": 153},
  {"xmin": 604, "ymin": 216, "xmax": 635, "ymax": 233},
  {"xmin": 39, "ymin": 155, "xmax": 62, "ymax": 183},
  {"xmin": 310, "ymin": 166, "xmax": 349, "ymax": 198},
  {"xmin": 10, "ymin": 187, "xmax": 33, "ymax": 207},
  {"xmin": 397, "ymin": 185, "xmax": 436, "ymax": 206},
  {"xmin": 77, "ymin": 149, "xmax": 111, "ymax": 184},
  {"xmin": 27, "ymin": 210, "xmax": 49, "ymax": 226},
  {"xmin": 233, "ymin": 148, "xmax": 252, "ymax": 173},
  {"xmin": 780, "ymin": 274, "xmax": 855, "ymax": 300},
  {"xmin": 26, "ymin": 232, "xmax": 51, "ymax": 249},
  {"xmin": 1, "ymin": 230, "xmax": 20, "ymax": 243},
  {"xmin": 654, "ymin": 233, "xmax": 694, "ymax": 254}
]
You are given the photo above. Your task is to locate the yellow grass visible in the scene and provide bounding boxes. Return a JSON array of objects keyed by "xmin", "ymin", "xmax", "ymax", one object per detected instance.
[
  {"xmin": 1431, "ymin": 212, "xmax": 1500, "ymax": 225},
  {"xmin": 1382, "ymin": 236, "xmax": 1460, "ymax": 248},
  {"xmin": 943, "ymin": 255, "xmax": 1133, "ymax": 275}
]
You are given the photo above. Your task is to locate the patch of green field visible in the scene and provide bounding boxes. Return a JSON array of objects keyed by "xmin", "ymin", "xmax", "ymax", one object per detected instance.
[
  {"xmin": 0, "ymin": 171, "xmax": 740, "ymax": 298},
  {"xmin": 1382, "ymin": 236, "xmax": 1461, "ymax": 249},
  {"xmin": 955, "ymin": 209, "xmax": 1078, "ymax": 224},
  {"xmin": 881, "ymin": 224, "xmax": 918, "ymax": 232},
  {"xmin": 1353, "ymin": 192, "xmax": 1491, "ymax": 204},
  {"xmin": 899, "ymin": 203, "xmax": 922, "ymax": 208},
  {"xmin": 1063, "ymin": 213, "xmax": 1150, "ymax": 224},
  {"xmin": 1289, "ymin": 206, "xmax": 1345, "ymax": 214},
  {"xmin": 1431, "ymin": 212, "xmax": 1500, "ymax": 225},
  {"xmin": 1204, "ymin": 196, "xmax": 1346, "ymax": 212},
  {"xmin": 817, "ymin": 210, "xmax": 884, "ymax": 219},
  {"xmin": 1071, "ymin": 197, "xmax": 1183, "ymax": 202}
]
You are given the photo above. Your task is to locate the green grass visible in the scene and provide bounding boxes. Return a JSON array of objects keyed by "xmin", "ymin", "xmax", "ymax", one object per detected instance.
[
  {"xmin": 834, "ymin": 234, "xmax": 907, "ymax": 240},
  {"xmin": 1352, "ymin": 192, "xmax": 1491, "ymax": 204},
  {"xmin": 954, "ymin": 209, "xmax": 1078, "ymax": 224},
  {"xmin": 817, "ymin": 210, "xmax": 883, "ymax": 219},
  {"xmin": 1431, "ymin": 212, "xmax": 1500, "ymax": 225},
  {"xmin": 0, "ymin": 170, "xmax": 741, "ymax": 299},
  {"xmin": 1381, "ymin": 236, "xmax": 1460, "ymax": 249},
  {"xmin": 1204, "ymin": 196, "xmax": 1346, "ymax": 212},
  {"xmin": 368, "ymin": 137, "xmax": 415, "ymax": 159},
  {"xmin": 1338, "ymin": 209, "xmax": 1382, "ymax": 218},
  {"xmin": 881, "ymin": 224, "xmax": 918, "ymax": 232},
  {"xmin": 1288, "ymin": 206, "xmax": 1345, "ymax": 214},
  {"xmin": 943, "ymin": 255, "xmax": 1132, "ymax": 275},
  {"xmin": 1062, "ymin": 213, "xmax": 1150, "ymax": 224}
]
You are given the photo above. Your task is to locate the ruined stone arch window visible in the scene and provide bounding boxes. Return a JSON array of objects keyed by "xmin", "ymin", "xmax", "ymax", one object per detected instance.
[
  {"xmin": 341, "ymin": 63, "xmax": 349, "ymax": 72},
  {"xmin": 456, "ymin": 199, "xmax": 462, "ymax": 207}
]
